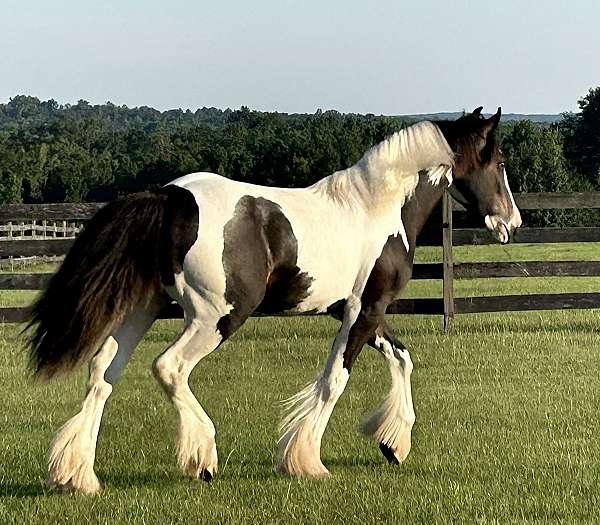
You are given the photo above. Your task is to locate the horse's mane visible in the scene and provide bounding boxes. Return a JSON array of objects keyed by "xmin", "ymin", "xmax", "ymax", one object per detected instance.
[{"xmin": 310, "ymin": 121, "xmax": 454, "ymax": 209}]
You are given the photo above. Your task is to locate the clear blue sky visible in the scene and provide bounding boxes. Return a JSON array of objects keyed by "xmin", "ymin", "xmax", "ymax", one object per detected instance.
[{"xmin": 1, "ymin": 0, "xmax": 598, "ymax": 114}]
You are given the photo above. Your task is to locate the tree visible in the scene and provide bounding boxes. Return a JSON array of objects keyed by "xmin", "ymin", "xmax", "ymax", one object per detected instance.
[
  {"xmin": 0, "ymin": 94, "xmax": 594, "ymax": 230},
  {"xmin": 501, "ymin": 120, "xmax": 590, "ymax": 226},
  {"xmin": 561, "ymin": 87, "xmax": 600, "ymax": 186}
]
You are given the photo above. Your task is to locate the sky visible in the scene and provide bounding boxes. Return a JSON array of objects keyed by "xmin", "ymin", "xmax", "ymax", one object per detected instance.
[{"xmin": 1, "ymin": 0, "xmax": 598, "ymax": 115}]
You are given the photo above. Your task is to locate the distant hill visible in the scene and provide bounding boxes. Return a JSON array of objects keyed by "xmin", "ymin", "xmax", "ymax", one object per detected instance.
[{"xmin": 402, "ymin": 112, "xmax": 562, "ymax": 124}]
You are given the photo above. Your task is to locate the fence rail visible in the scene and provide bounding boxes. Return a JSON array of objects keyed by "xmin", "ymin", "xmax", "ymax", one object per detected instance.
[
  {"xmin": 0, "ymin": 192, "xmax": 599, "ymax": 326},
  {"xmin": 0, "ymin": 222, "xmax": 82, "ymax": 237}
]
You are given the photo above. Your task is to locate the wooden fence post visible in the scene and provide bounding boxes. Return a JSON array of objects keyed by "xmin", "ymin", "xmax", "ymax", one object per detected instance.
[{"xmin": 442, "ymin": 191, "xmax": 455, "ymax": 332}]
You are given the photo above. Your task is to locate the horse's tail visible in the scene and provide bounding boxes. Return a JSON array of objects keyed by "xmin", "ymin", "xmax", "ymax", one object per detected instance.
[{"xmin": 24, "ymin": 185, "xmax": 198, "ymax": 379}]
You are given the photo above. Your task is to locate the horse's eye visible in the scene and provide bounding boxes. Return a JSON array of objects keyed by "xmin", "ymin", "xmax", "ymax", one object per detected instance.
[{"xmin": 498, "ymin": 161, "xmax": 505, "ymax": 169}]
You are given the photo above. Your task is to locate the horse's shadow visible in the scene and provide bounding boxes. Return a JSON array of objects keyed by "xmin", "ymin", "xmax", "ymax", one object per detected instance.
[
  {"xmin": 98, "ymin": 469, "xmax": 177, "ymax": 490},
  {"xmin": 0, "ymin": 480, "xmax": 47, "ymax": 498},
  {"xmin": 1, "ymin": 457, "xmax": 393, "ymax": 497},
  {"xmin": 323, "ymin": 456, "xmax": 384, "ymax": 469}
]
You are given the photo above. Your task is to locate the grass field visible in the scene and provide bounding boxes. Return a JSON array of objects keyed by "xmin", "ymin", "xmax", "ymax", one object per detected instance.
[{"xmin": 1, "ymin": 244, "xmax": 600, "ymax": 524}]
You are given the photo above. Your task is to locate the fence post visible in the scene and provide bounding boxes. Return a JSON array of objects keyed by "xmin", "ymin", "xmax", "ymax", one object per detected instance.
[{"xmin": 442, "ymin": 191, "xmax": 455, "ymax": 332}]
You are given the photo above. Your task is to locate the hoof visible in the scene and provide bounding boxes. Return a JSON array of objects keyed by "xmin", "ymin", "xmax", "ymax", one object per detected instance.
[
  {"xmin": 379, "ymin": 442, "xmax": 400, "ymax": 465},
  {"xmin": 177, "ymin": 437, "xmax": 218, "ymax": 481},
  {"xmin": 276, "ymin": 461, "xmax": 331, "ymax": 478},
  {"xmin": 47, "ymin": 474, "xmax": 101, "ymax": 496}
]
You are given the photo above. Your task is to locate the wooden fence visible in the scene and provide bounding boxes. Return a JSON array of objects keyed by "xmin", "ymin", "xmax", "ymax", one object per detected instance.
[
  {"xmin": 0, "ymin": 220, "xmax": 82, "ymax": 239},
  {"xmin": 438, "ymin": 192, "xmax": 600, "ymax": 331},
  {"xmin": 0, "ymin": 194, "xmax": 599, "ymax": 327}
]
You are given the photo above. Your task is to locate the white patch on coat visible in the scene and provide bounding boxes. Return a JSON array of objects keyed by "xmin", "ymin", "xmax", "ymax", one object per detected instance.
[
  {"xmin": 397, "ymin": 219, "xmax": 410, "ymax": 253},
  {"xmin": 166, "ymin": 182, "xmax": 234, "ymax": 320}
]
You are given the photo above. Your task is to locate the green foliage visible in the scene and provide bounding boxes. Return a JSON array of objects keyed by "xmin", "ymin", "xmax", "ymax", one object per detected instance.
[
  {"xmin": 1, "ymin": 92, "xmax": 599, "ymax": 227},
  {"xmin": 500, "ymin": 120, "xmax": 595, "ymax": 226},
  {"xmin": 0, "ymin": 97, "xmax": 405, "ymax": 204}
]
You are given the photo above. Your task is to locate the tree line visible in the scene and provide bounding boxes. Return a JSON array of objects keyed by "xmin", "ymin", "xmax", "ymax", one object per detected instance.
[{"xmin": 0, "ymin": 88, "xmax": 599, "ymax": 226}]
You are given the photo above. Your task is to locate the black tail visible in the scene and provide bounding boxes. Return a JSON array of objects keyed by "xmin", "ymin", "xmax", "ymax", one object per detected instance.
[{"xmin": 24, "ymin": 185, "xmax": 199, "ymax": 379}]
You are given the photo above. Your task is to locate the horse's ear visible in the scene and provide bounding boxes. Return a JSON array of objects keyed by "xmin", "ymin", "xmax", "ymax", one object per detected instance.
[
  {"xmin": 486, "ymin": 107, "xmax": 501, "ymax": 132},
  {"xmin": 472, "ymin": 106, "xmax": 484, "ymax": 116},
  {"xmin": 477, "ymin": 107, "xmax": 501, "ymax": 161},
  {"xmin": 480, "ymin": 107, "xmax": 501, "ymax": 139}
]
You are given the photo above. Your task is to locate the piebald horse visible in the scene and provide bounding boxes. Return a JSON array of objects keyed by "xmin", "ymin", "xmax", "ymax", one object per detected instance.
[{"xmin": 26, "ymin": 107, "xmax": 521, "ymax": 494}]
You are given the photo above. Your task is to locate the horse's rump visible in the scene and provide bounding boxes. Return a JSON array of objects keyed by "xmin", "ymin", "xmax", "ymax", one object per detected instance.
[{"xmin": 24, "ymin": 186, "xmax": 199, "ymax": 379}]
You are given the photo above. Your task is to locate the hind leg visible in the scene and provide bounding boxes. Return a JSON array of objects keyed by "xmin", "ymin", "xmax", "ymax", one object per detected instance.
[
  {"xmin": 153, "ymin": 258, "xmax": 266, "ymax": 481},
  {"xmin": 46, "ymin": 301, "xmax": 162, "ymax": 494},
  {"xmin": 152, "ymin": 312, "xmax": 225, "ymax": 481}
]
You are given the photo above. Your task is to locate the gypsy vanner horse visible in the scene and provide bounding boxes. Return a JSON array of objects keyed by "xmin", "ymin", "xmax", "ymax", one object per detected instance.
[{"xmin": 25, "ymin": 107, "xmax": 521, "ymax": 494}]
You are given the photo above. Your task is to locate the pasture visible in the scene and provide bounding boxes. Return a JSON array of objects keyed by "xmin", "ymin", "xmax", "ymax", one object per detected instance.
[{"xmin": 1, "ymin": 243, "xmax": 600, "ymax": 524}]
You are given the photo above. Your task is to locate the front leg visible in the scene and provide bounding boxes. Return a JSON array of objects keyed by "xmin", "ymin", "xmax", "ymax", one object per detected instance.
[
  {"xmin": 360, "ymin": 321, "xmax": 416, "ymax": 465},
  {"xmin": 278, "ymin": 296, "xmax": 383, "ymax": 477}
]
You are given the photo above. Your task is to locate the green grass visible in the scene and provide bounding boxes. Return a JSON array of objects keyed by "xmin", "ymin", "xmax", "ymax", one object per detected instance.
[{"xmin": 1, "ymin": 245, "xmax": 600, "ymax": 523}]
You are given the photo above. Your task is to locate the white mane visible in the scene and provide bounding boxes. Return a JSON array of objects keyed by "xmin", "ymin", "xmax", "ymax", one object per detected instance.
[{"xmin": 311, "ymin": 121, "xmax": 454, "ymax": 210}]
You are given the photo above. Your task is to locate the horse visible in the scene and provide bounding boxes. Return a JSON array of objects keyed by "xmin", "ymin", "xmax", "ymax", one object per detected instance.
[{"xmin": 25, "ymin": 106, "xmax": 521, "ymax": 494}]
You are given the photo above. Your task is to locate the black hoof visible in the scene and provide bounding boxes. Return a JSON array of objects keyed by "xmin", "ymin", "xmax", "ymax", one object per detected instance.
[
  {"xmin": 200, "ymin": 469, "xmax": 213, "ymax": 482},
  {"xmin": 379, "ymin": 443, "xmax": 400, "ymax": 465}
]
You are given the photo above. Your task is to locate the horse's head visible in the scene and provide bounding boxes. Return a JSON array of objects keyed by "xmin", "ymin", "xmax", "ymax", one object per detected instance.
[{"xmin": 438, "ymin": 107, "xmax": 522, "ymax": 244}]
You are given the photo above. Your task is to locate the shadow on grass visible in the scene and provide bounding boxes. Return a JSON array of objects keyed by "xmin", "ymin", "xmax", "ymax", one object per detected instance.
[
  {"xmin": 322, "ymin": 455, "xmax": 385, "ymax": 470},
  {"xmin": 101, "ymin": 469, "xmax": 177, "ymax": 490},
  {"xmin": 0, "ymin": 480, "xmax": 47, "ymax": 498},
  {"xmin": 103, "ymin": 467, "xmax": 278, "ymax": 488}
]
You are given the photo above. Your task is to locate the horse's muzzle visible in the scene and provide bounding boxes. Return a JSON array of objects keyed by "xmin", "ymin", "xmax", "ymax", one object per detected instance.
[{"xmin": 485, "ymin": 215, "xmax": 513, "ymax": 245}]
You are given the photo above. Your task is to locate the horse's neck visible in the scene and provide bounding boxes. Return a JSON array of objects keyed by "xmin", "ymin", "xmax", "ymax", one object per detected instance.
[
  {"xmin": 402, "ymin": 177, "xmax": 449, "ymax": 253},
  {"xmin": 311, "ymin": 122, "xmax": 453, "ymax": 212}
]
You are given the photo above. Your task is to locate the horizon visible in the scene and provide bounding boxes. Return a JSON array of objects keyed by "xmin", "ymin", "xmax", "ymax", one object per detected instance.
[{"xmin": 0, "ymin": 94, "xmax": 575, "ymax": 117}]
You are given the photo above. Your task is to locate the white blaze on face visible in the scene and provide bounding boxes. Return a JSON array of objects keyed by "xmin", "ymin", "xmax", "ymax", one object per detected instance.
[
  {"xmin": 484, "ymin": 167, "xmax": 522, "ymax": 244},
  {"xmin": 503, "ymin": 168, "xmax": 522, "ymax": 230}
]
